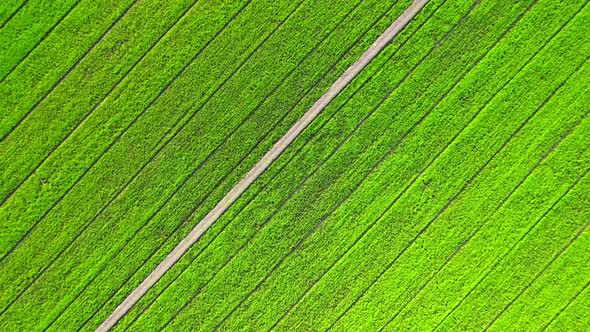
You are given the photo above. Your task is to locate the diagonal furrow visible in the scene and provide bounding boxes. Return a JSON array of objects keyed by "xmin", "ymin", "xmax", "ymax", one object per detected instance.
[
  {"xmin": 0, "ymin": 0, "xmax": 136, "ymax": 140},
  {"xmin": 0, "ymin": 0, "xmax": 252, "ymax": 265},
  {"xmin": 378, "ymin": 109, "xmax": 590, "ymax": 331},
  {"xmin": 484, "ymin": 205, "xmax": 590, "ymax": 329},
  {"xmin": 541, "ymin": 279, "xmax": 590, "ymax": 331},
  {"xmin": 335, "ymin": 55, "xmax": 588, "ymax": 331},
  {"xmin": 0, "ymin": 0, "xmax": 301, "ymax": 316},
  {"xmin": 0, "ymin": 0, "xmax": 29, "ymax": 29},
  {"xmin": 275, "ymin": 3, "xmax": 588, "ymax": 326},
  {"xmin": 43, "ymin": 0, "xmax": 367, "ymax": 328},
  {"xmin": 434, "ymin": 166, "xmax": 590, "ymax": 330},
  {"xmin": 0, "ymin": 0, "xmax": 205, "ymax": 207},
  {"xmin": 0, "ymin": 0, "xmax": 81, "ymax": 83}
]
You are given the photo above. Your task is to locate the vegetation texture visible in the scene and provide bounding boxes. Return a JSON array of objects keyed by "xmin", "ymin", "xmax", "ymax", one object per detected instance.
[{"xmin": 0, "ymin": 0, "xmax": 588, "ymax": 330}]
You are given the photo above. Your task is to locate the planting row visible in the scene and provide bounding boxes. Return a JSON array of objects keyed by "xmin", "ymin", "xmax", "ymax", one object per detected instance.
[
  {"xmin": 119, "ymin": 0, "xmax": 553, "ymax": 329},
  {"xmin": 121, "ymin": 0, "xmax": 589, "ymax": 330},
  {"xmin": 0, "ymin": 0, "xmax": 250, "ymax": 257},
  {"xmin": 280, "ymin": 4, "xmax": 589, "ymax": 331},
  {"xmin": 0, "ymin": 0, "xmax": 135, "ymax": 139},
  {"xmin": 0, "ymin": 0, "xmax": 77, "ymax": 80},
  {"xmin": 0, "ymin": 0, "xmax": 415, "ymax": 330}
]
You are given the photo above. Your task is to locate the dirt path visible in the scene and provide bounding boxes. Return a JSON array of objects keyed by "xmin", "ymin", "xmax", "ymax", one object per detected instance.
[{"xmin": 97, "ymin": 0, "xmax": 428, "ymax": 330}]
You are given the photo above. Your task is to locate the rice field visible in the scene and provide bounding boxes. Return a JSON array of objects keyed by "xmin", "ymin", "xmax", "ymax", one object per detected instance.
[{"xmin": 0, "ymin": 0, "xmax": 588, "ymax": 330}]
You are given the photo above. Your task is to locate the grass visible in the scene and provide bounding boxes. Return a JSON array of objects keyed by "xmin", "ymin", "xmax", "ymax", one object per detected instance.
[
  {"xmin": 0, "ymin": 0, "xmax": 588, "ymax": 330},
  {"xmin": 0, "ymin": 0, "xmax": 77, "ymax": 80},
  {"xmin": 0, "ymin": 0, "xmax": 247, "ymax": 258},
  {"xmin": 0, "ymin": 0, "xmax": 201, "ymax": 204},
  {"xmin": 0, "ymin": 0, "xmax": 426, "ymax": 330},
  {"xmin": 121, "ymin": 0, "xmax": 590, "ymax": 330},
  {"xmin": 0, "ymin": 1, "xmax": 29, "ymax": 29},
  {"xmin": 0, "ymin": 0, "xmax": 135, "ymax": 140},
  {"xmin": 545, "ymin": 279, "xmax": 590, "ymax": 331}
]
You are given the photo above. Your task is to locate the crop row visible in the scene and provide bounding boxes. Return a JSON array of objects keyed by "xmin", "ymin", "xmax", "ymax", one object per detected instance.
[
  {"xmin": 0, "ymin": 0, "xmax": 249, "ymax": 257},
  {"xmin": 336, "ymin": 67, "xmax": 590, "ymax": 331},
  {"xmin": 0, "ymin": 0, "xmax": 135, "ymax": 139},
  {"xmin": 0, "ymin": 0, "xmax": 77, "ymax": 80},
  {"xmin": 0, "ymin": 0, "xmax": 206, "ymax": 205},
  {"xmin": 545, "ymin": 278, "xmax": 590, "ymax": 331},
  {"xmin": 0, "ymin": 0, "xmax": 27, "ymax": 27},
  {"xmin": 0, "ymin": 0, "xmax": 414, "ymax": 330},
  {"xmin": 119, "ymin": 0, "xmax": 540, "ymax": 329},
  {"xmin": 477, "ymin": 172, "xmax": 590, "ymax": 331},
  {"xmin": 425, "ymin": 130, "xmax": 590, "ymax": 331},
  {"xmin": 0, "ymin": 0, "xmax": 318, "ymax": 313},
  {"xmin": 328, "ymin": 3, "xmax": 590, "ymax": 330},
  {"xmin": 122, "ymin": 0, "xmax": 590, "ymax": 330},
  {"xmin": 276, "ymin": 4, "xmax": 590, "ymax": 331}
]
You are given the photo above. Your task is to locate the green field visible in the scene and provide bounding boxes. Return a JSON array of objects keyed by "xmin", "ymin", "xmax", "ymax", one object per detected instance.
[{"xmin": 0, "ymin": 0, "xmax": 588, "ymax": 330}]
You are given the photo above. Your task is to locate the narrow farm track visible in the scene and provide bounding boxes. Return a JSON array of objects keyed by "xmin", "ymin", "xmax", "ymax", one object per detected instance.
[
  {"xmin": 124, "ymin": 0, "xmax": 525, "ymax": 329},
  {"xmin": 1, "ymin": 0, "xmax": 586, "ymax": 330},
  {"xmin": 47, "ymin": 1, "xmax": 408, "ymax": 329},
  {"xmin": 97, "ymin": 1, "xmax": 428, "ymax": 330},
  {"xmin": 112, "ymin": 3, "xmax": 439, "ymax": 326}
]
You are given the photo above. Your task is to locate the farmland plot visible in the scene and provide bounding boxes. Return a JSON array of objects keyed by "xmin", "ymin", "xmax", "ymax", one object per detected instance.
[
  {"xmin": 0, "ymin": 0, "xmax": 587, "ymax": 330},
  {"xmin": 118, "ymin": 0, "xmax": 590, "ymax": 331}
]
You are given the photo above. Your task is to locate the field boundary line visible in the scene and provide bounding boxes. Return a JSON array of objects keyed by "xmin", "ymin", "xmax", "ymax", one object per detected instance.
[
  {"xmin": 0, "ymin": 0, "xmax": 135, "ymax": 142},
  {"xmin": 541, "ymin": 279, "xmax": 590, "ymax": 331},
  {"xmin": 0, "ymin": 0, "xmax": 81, "ymax": 83},
  {"xmin": 0, "ymin": 0, "xmax": 204, "ymax": 207},
  {"xmin": 0, "ymin": 0, "xmax": 29, "ymax": 30},
  {"xmin": 97, "ymin": 1, "xmax": 429, "ymax": 330},
  {"xmin": 485, "ymin": 215, "xmax": 590, "ymax": 330},
  {"xmin": 46, "ymin": 0, "xmax": 366, "ymax": 327},
  {"xmin": 121, "ymin": 1, "xmax": 419, "ymax": 321},
  {"xmin": 0, "ymin": 0, "xmax": 292, "ymax": 317},
  {"xmin": 220, "ymin": 0, "xmax": 546, "ymax": 327}
]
